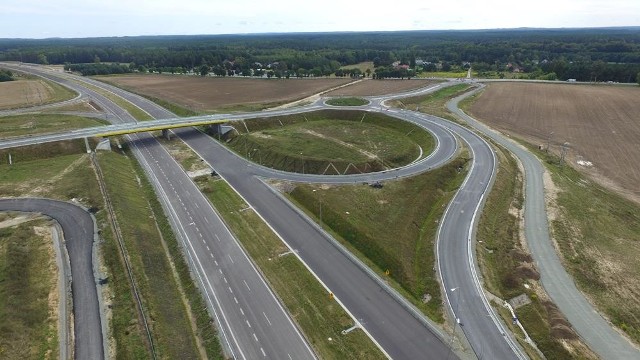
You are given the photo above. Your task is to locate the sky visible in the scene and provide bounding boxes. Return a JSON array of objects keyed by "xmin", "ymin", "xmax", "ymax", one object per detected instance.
[{"xmin": 1, "ymin": 0, "xmax": 639, "ymax": 39}]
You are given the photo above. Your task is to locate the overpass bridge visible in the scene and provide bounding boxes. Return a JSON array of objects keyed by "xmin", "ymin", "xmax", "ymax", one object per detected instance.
[{"xmin": 0, "ymin": 115, "xmax": 233, "ymax": 150}]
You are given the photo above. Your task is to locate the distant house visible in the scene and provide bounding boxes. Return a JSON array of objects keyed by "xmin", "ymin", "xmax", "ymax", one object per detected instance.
[
  {"xmin": 391, "ymin": 61, "xmax": 401, "ymax": 68},
  {"xmin": 415, "ymin": 59, "xmax": 425, "ymax": 66}
]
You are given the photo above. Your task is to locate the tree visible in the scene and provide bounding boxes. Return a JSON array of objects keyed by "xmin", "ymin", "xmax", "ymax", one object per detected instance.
[{"xmin": 199, "ymin": 64, "xmax": 210, "ymax": 77}]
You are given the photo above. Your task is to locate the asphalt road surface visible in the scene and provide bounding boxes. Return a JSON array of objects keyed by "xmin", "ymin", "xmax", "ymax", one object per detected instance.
[
  {"xmin": 0, "ymin": 198, "xmax": 103, "ymax": 360},
  {"xmin": 448, "ymin": 85, "xmax": 640, "ymax": 360},
  {"xmin": 0, "ymin": 63, "xmax": 317, "ymax": 359}
]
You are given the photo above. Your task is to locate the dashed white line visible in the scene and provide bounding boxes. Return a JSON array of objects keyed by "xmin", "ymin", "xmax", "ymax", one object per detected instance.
[
  {"xmin": 223, "ymin": 277, "xmax": 228, "ymax": 284},
  {"xmin": 228, "ymin": 254, "xmax": 234, "ymax": 264},
  {"xmin": 243, "ymin": 280, "xmax": 251, "ymax": 291},
  {"xmin": 195, "ymin": 202, "xmax": 200, "ymax": 209},
  {"xmin": 218, "ymin": 269, "xmax": 223, "ymax": 275},
  {"xmin": 261, "ymin": 348, "xmax": 266, "ymax": 357},
  {"xmin": 240, "ymin": 308, "xmax": 245, "ymax": 316},
  {"xmin": 228, "ymin": 286, "xmax": 233, "ymax": 294},
  {"xmin": 204, "ymin": 217, "xmax": 210, "ymax": 224},
  {"xmin": 210, "ymin": 253, "xmax": 214, "ymax": 258},
  {"xmin": 215, "ymin": 233, "xmax": 221, "ymax": 242},
  {"xmin": 253, "ymin": 333, "xmax": 258, "ymax": 342},
  {"xmin": 234, "ymin": 297, "xmax": 238, "ymax": 304},
  {"xmin": 206, "ymin": 245, "xmax": 210, "ymax": 251},
  {"xmin": 246, "ymin": 320, "xmax": 251, "ymax": 328},
  {"xmin": 214, "ymin": 260, "xmax": 218, "ymax": 266},
  {"xmin": 263, "ymin": 312, "xmax": 272, "ymax": 326}
]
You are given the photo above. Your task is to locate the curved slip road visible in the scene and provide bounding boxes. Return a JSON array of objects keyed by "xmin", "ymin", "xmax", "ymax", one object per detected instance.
[
  {"xmin": 0, "ymin": 198, "xmax": 103, "ymax": 360},
  {"xmin": 448, "ymin": 84, "xmax": 640, "ymax": 360},
  {"xmin": 1, "ymin": 63, "xmax": 537, "ymax": 359},
  {"xmin": 6, "ymin": 64, "xmax": 317, "ymax": 360}
]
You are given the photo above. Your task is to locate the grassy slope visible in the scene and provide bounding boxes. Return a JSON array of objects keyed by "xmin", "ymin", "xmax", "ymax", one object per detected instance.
[
  {"xmin": 532, "ymin": 147, "xmax": 640, "ymax": 345},
  {"xmin": 288, "ymin": 156, "xmax": 469, "ymax": 322},
  {"xmin": 224, "ymin": 109, "xmax": 433, "ymax": 174},
  {"xmin": 98, "ymin": 150, "xmax": 222, "ymax": 359},
  {"xmin": 0, "ymin": 113, "xmax": 106, "ymax": 139},
  {"xmin": 0, "ymin": 219, "xmax": 59, "ymax": 360},
  {"xmin": 195, "ymin": 176, "xmax": 385, "ymax": 359}
]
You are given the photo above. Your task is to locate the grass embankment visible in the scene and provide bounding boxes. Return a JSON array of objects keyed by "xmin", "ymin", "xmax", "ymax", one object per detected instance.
[
  {"xmin": 223, "ymin": 109, "xmax": 433, "ymax": 174},
  {"xmin": 476, "ymin": 144, "xmax": 596, "ymax": 359},
  {"xmin": 0, "ymin": 218, "xmax": 59, "ymax": 359},
  {"xmin": 530, "ymin": 147, "xmax": 640, "ymax": 346},
  {"xmin": 0, "ymin": 73, "xmax": 77, "ymax": 110},
  {"xmin": 325, "ymin": 97, "xmax": 368, "ymax": 106},
  {"xmin": 97, "ymin": 149, "xmax": 223, "ymax": 359},
  {"xmin": 194, "ymin": 176, "xmax": 385, "ymax": 359},
  {"xmin": 0, "ymin": 140, "xmax": 222, "ymax": 358},
  {"xmin": 392, "ymin": 83, "xmax": 473, "ymax": 120},
  {"xmin": 0, "ymin": 113, "xmax": 107, "ymax": 138},
  {"xmin": 287, "ymin": 156, "xmax": 470, "ymax": 322}
]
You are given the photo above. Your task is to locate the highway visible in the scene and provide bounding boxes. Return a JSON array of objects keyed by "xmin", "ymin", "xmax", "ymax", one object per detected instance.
[
  {"xmin": 0, "ymin": 63, "xmax": 317, "ymax": 360},
  {"xmin": 0, "ymin": 198, "xmax": 104, "ymax": 360},
  {"xmin": 448, "ymin": 85, "xmax": 640, "ymax": 360},
  {"xmin": 1, "ymin": 63, "xmax": 536, "ymax": 359}
]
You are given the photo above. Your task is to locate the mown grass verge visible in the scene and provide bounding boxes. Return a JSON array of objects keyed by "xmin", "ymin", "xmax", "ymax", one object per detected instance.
[
  {"xmin": 97, "ymin": 149, "xmax": 223, "ymax": 359},
  {"xmin": 220, "ymin": 109, "xmax": 434, "ymax": 174},
  {"xmin": 325, "ymin": 97, "xmax": 369, "ymax": 106},
  {"xmin": 391, "ymin": 83, "xmax": 473, "ymax": 120},
  {"xmin": 193, "ymin": 176, "xmax": 385, "ymax": 359},
  {"xmin": 286, "ymin": 155, "xmax": 470, "ymax": 322},
  {"xmin": 475, "ymin": 143, "xmax": 597, "ymax": 359},
  {"xmin": 0, "ymin": 218, "xmax": 59, "ymax": 359},
  {"xmin": 0, "ymin": 113, "xmax": 107, "ymax": 139},
  {"xmin": 70, "ymin": 80, "xmax": 153, "ymax": 121},
  {"xmin": 528, "ymin": 145, "xmax": 640, "ymax": 347}
]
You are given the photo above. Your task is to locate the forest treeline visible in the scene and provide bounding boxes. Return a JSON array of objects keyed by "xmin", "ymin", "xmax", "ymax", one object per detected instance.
[{"xmin": 1, "ymin": 28, "xmax": 639, "ymax": 82}]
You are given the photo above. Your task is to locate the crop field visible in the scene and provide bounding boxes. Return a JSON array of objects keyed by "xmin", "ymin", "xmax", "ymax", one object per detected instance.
[
  {"xmin": 468, "ymin": 82, "xmax": 640, "ymax": 202},
  {"xmin": 97, "ymin": 74, "xmax": 354, "ymax": 111},
  {"xmin": 0, "ymin": 80, "xmax": 54, "ymax": 109},
  {"xmin": 324, "ymin": 79, "xmax": 439, "ymax": 96}
]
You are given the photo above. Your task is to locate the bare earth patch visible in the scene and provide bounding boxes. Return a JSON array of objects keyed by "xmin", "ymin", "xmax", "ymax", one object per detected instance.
[
  {"xmin": 469, "ymin": 82, "xmax": 640, "ymax": 204},
  {"xmin": 0, "ymin": 80, "xmax": 53, "ymax": 109},
  {"xmin": 97, "ymin": 74, "xmax": 354, "ymax": 111}
]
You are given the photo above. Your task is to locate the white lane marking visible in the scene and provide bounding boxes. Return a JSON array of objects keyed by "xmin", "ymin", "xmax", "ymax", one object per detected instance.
[
  {"xmin": 263, "ymin": 312, "xmax": 272, "ymax": 326},
  {"xmin": 253, "ymin": 333, "xmax": 258, "ymax": 342},
  {"xmin": 218, "ymin": 269, "xmax": 223, "ymax": 275},
  {"xmin": 240, "ymin": 308, "xmax": 245, "ymax": 316},
  {"xmin": 214, "ymin": 260, "xmax": 218, "ymax": 266},
  {"xmin": 204, "ymin": 217, "xmax": 210, "ymax": 224},
  {"xmin": 288, "ymin": 354, "xmax": 292, "ymax": 360},
  {"xmin": 215, "ymin": 233, "xmax": 221, "ymax": 242},
  {"xmin": 210, "ymin": 253, "xmax": 214, "ymax": 258},
  {"xmin": 206, "ymin": 245, "xmax": 210, "ymax": 251},
  {"xmin": 223, "ymin": 277, "xmax": 228, "ymax": 284},
  {"xmin": 243, "ymin": 280, "xmax": 251, "ymax": 291},
  {"xmin": 228, "ymin": 254, "xmax": 234, "ymax": 264},
  {"xmin": 195, "ymin": 202, "xmax": 200, "ymax": 209},
  {"xmin": 261, "ymin": 348, "xmax": 266, "ymax": 357},
  {"xmin": 234, "ymin": 297, "xmax": 238, "ymax": 304},
  {"xmin": 246, "ymin": 320, "xmax": 251, "ymax": 328},
  {"xmin": 228, "ymin": 286, "xmax": 233, "ymax": 294}
]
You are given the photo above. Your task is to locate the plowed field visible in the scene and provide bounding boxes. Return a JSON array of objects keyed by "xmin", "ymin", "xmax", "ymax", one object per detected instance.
[
  {"xmin": 0, "ymin": 80, "xmax": 53, "ymax": 109},
  {"xmin": 469, "ymin": 82, "xmax": 640, "ymax": 201},
  {"xmin": 98, "ymin": 75, "xmax": 354, "ymax": 111}
]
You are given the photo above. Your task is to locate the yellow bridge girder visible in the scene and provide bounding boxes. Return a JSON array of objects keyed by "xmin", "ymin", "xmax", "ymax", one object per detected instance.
[{"xmin": 94, "ymin": 119, "xmax": 229, "ymax": 138}]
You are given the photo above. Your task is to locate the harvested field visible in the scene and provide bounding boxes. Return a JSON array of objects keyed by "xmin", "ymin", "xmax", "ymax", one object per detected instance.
[
  {"xmin": 0, "ymin": 80, "xmax": 54, "ymax": 109},
  {"xmin": 324, "ymin": 79, "xmax": 440, "ymax": 96},
  {"xmin": 97, "ymin": 74, "xmax": 354, "ymax": 111},
  {"xmin": 469, "ymin": 82, "xmax": 640, "ymax": 203}
]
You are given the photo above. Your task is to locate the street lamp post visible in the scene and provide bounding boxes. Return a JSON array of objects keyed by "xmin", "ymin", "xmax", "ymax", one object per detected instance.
[{"xmin": 312, "ymin": 189, "xmax": 322, "ymax": 229}]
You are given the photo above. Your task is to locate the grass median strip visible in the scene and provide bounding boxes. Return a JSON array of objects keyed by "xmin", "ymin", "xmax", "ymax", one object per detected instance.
[
  {"xmin": 284, "ymin": 155, "xmax": 469, "ymax": 323},
  {"xmin": 97, "ymin": 149, "xmax": 221, "ymax": 359},
  {"xmin": 194, "ymin": 176, "xmax": 385, "ymax": 359}
]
